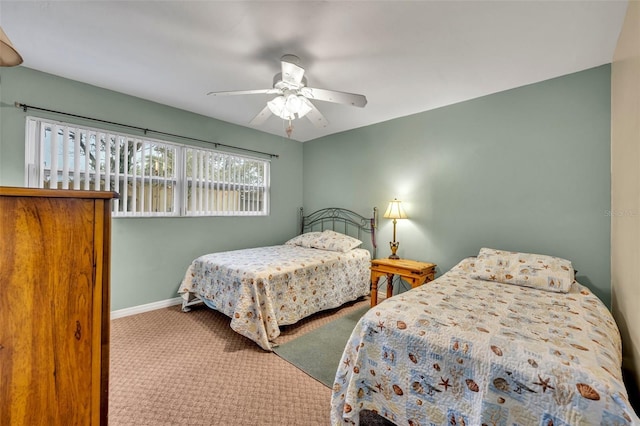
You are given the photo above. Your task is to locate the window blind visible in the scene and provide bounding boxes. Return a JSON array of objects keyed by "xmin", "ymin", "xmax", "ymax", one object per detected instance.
[{"xmin": 25, "ymin": 117, "xmax": 270, "ymax": 217}]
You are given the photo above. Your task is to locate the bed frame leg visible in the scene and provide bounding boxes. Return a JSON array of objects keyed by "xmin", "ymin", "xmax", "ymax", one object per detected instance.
[{"xmin": 181, "ymin": 293, "xmax": 203, "ymax": 312}]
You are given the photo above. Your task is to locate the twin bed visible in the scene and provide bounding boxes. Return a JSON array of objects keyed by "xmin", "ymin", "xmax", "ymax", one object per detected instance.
[
  {"xmin": 331, "ymin": 248, "xmax": 639, "ymax": 425},
  {"xmin": 178, "ymin": 207, "xmax": 378, "ymax": 351}
]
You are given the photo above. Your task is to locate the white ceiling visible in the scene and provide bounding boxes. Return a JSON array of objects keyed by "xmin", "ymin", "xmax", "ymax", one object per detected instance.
[{"xmin": 0, "ymin": 1, "xmax": 628, "ymax": 142}]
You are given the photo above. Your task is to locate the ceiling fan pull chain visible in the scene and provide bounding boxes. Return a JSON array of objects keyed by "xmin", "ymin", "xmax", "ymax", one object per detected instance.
[{"xmin": 286, "ymin": 119, "xmax": 294, "ymax": 138}]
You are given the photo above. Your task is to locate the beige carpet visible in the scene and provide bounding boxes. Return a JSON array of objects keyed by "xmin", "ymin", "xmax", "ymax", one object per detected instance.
[{"xmin": 109, "ymin": 297, "xmax": 377, "ymax": 425}]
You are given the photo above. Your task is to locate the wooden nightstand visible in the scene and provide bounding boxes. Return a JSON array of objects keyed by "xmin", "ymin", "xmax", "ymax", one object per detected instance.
[{"xmin": 370, "ymin": 258, "xmax": 436, "ymax": 307}]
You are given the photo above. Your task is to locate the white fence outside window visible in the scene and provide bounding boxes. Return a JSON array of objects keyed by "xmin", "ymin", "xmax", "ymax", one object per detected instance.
[{"xmin": 25, "ymin": 117, "xmax": 270, "ymax": 217}]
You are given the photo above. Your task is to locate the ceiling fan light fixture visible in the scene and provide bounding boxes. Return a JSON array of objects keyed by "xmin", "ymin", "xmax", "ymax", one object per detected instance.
[
  {"xmin": 296, "ymin": 96, "xmax": 313, "ymax": 118},
  {"xmin": 267, "ymin": 96, "xmax": 294, "ymax": 120},
  {"xmin": 286, "ymin": 94, "xmax": 313, "ymax": 118},
  {"xmin": 268, "ymin": 94, "xmax": 312, "ymax": 120},
  {"xmin": 284, "ymin": 94, "xmax": 302, "ymax": 115}
]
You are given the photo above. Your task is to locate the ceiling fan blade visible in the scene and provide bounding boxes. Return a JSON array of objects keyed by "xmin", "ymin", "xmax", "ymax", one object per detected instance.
[
  {"xmin": 249, "ymin": 105, "xmax": 272, "ymax": 126},
  {"xmin": 281, "ymin": 60, "xmax": 305, "ymax": 86},
  {"xmin": 207, "ymin": 88, "xmax": 280, "ymax": 96},
  {"xmin": 301, "ymin": 98, "xmax": 328, "ymax": 129},
  {"xmin": 301, "ymin": 87, "xmax": 367, "ymax": 108}
]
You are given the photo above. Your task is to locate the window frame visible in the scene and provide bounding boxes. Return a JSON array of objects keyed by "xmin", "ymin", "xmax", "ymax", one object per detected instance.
[{"xmin": 24, "ymin": 116, "xmax": 271, "ymax": 218}]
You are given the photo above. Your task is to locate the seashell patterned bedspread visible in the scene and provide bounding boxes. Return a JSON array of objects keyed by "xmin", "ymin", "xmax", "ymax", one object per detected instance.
[
  {"xmin": 331, "ymin": 257, "xmax": 639, "ymax": 425},
  {"xmin": 179, "ymin": 245, "xmax": 371, "ymax": 351}
]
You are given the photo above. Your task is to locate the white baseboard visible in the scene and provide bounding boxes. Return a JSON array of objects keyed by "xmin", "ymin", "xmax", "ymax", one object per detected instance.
[{"xmin": 111, "ymin": 297, "xmax": 183, "ymax": 320}]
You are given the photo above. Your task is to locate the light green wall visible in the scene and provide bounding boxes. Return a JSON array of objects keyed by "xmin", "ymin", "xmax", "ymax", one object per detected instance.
[
  {"xmin": 304, "ymin": 65, "xmax": 612, "ymax": 306},
  {"xmin": 0, "ymin": 67, "xmax": 303, "ymax": 310},
  {"xmin": 0, "ymin": 65, "xmax": 613, "ymax": 309}
]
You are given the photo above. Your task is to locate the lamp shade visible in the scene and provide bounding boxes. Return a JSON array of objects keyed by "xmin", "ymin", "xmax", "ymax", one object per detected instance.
[
  {"xmin": 268, "ymin": 94, "xmax": 312, "ymax": 120},
  {"xmin": 383, "ymin": 198, "xmax": 407, "ymax": 219},
  {"xmin": 0, "ymin": 27, "xmax": 23, "ymax": 67},
  {"xmin": 267, "ymin": 96, "xmax": 293, "ymax": 120}
]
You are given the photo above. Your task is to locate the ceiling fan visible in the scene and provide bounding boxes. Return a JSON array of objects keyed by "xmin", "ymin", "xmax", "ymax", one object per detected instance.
[{"xmin": 207, "ymin": 54, "xmax": 367, "ymax": 137}]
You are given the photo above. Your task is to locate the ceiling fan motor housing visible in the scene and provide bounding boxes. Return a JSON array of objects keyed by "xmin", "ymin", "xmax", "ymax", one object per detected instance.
[{"xmin": 273, "ymin": 72, "xmax": 307, "ymax": 90}]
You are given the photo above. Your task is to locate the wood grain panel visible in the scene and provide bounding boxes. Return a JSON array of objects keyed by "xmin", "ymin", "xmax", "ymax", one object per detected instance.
[{"xmin": 0, "ymin": 188, "xmax": 115, "ymax": 425}]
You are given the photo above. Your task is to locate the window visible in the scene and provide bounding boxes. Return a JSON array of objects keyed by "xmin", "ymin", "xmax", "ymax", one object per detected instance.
[{"xmin": 25, "ymin": 117, "xmax": 270, "ymax": 217}]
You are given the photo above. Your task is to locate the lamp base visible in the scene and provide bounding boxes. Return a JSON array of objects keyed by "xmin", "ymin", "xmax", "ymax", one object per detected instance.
[{"xmin": 389, "ymin": 241, "xmax": 400, "ymax": 259}]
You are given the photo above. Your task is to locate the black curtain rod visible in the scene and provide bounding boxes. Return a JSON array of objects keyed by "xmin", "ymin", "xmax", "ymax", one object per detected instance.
[{"xmin": 14, "ymin": 102, "xmax": 279, "ymax": 159}]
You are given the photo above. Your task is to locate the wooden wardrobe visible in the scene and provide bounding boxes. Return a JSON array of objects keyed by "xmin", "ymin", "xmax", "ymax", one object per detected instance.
[{"xmin": 0, "ymin": 187, "xmax": 117, "ymax": 425}]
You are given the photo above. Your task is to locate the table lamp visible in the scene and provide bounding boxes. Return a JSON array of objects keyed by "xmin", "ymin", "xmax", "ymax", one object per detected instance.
[{"xmin": 383, "ymin": 198, "xmax": 407, "ymax": 259}]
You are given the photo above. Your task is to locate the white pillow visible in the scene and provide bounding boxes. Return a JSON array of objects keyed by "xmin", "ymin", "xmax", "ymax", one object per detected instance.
[
  {"xmin": 310, "ymin": 230, "xmax": 363, "ymax": 253},
  {"xmin": 284, "ymin": 232, "xmax": 323, "ymax": 248},
  {"xmin": 469, "ymin": 247, "xmax": 575, "ymax": 293}
]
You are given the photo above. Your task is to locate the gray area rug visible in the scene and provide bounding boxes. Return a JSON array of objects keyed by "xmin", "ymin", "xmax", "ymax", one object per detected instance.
[{"xmin": 274, "ymin": 305, "xmax": 369, "ymax": 388}]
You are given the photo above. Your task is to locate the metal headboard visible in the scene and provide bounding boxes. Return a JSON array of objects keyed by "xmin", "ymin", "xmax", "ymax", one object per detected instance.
[{"xmin": 299, "ymin": 207, "xmax": 378, "ymax": 258}]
